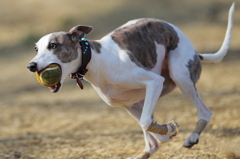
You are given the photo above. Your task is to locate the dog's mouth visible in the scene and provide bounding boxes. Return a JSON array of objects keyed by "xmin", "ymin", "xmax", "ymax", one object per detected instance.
[
  {"xmin": 35, "ymin": 63, "xmax": 62, "ymax": 93},
  {"xmin": 48, "ymin": 63, "xmax": 62, "ymax": 93},
  {"xmin": 49, "ymin": 82, "xmax": 61, "ymax": 93}
]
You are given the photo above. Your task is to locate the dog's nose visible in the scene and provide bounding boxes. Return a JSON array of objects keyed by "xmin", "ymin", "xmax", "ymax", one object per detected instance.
[{"xmin": 27, "ymin": 62, "xmax": 38, "ymax": 72}]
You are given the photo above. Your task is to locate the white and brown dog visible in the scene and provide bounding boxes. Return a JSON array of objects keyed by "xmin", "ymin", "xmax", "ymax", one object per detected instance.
[{"xmin": 27, "ymin": 4, "xmax": 234, "ymax": 159}]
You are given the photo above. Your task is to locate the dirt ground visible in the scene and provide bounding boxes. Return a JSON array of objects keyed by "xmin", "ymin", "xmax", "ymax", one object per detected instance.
[{"xmin": 0, "ymin": 1, "xmax": 240, "ymax": 159}]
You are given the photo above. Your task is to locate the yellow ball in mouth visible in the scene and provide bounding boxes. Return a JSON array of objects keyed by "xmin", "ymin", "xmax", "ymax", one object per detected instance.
[{"xmin": 36, "ymin": 64, "xmax": 62, "ymax": 87}]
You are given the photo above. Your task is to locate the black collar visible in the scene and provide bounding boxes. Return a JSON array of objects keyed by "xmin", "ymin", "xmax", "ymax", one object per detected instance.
[{"xmin": 69, "ymin": 38, "xmax": 91, "ymax": 89}]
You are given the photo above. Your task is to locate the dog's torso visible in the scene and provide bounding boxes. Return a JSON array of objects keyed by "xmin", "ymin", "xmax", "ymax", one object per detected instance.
[{"xmin": 84, "ymin": 19, "xmax": 182, "ymax": 107}]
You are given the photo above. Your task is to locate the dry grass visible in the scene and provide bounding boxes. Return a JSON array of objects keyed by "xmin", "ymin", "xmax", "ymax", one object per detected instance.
[{"xmin": 0, "ymin": 0, "xmax": 240, "ymax": 159}]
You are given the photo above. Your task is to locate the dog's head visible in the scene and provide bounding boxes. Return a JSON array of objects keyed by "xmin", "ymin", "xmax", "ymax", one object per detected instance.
[{"xmin": 27, "ymin": 25, "xmax": 93, "ymax": 93}]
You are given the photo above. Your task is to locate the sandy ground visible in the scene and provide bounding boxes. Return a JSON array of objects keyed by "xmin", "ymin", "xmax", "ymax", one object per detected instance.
[{"xmin": 0, "ymin": 53, "xmax": 239, "ymax": 159}]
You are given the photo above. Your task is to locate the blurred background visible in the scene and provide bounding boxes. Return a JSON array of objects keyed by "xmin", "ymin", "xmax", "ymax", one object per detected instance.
[{"xmin": 0, "ymin": 0, "xmax": 240, "ymax": 158}]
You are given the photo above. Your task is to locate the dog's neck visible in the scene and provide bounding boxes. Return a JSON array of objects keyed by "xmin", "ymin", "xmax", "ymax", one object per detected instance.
[
  {"xmin": 69, "ymin": 38, "xmax": 92, "ymax": 89},
  {"xmin": 73, "ymin": 39, "xmax": 102, "ymax": 87},
  {"xmin": 83, "ymin": 47, "xmax": 101, "ymax": 84},
  {"xmin": 71, "ymin": 39, "xmax": 91, "ymax": 76}
]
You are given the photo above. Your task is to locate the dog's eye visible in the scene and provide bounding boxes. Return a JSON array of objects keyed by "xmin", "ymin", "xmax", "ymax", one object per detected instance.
[
  {"xmin": 35, "ymin": 46, "xmax": 38, "ymax": 52},
  {"xmin": 49, "ymin": 43, "xmax": 58, "ymax": 49}
]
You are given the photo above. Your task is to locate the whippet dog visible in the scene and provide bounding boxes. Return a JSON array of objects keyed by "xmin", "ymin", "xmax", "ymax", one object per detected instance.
[{"xmin": 27, "ymin": 3, "xmax": 234, "ymax": 159}]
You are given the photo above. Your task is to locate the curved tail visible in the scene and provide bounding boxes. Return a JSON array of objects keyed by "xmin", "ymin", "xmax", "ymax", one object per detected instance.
[{"xmin": 199, "ymin": 3, "xmax": 235, "ymax": 63}]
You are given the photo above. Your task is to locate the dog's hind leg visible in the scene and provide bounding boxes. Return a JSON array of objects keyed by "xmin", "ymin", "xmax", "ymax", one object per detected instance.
[
  {"xmin": 126, "ymin": 102, "xmax": 174, "ymax": 159},
  {"xmin": 169, "ymin": 51, "xmax": 212, "ymax": 148}
]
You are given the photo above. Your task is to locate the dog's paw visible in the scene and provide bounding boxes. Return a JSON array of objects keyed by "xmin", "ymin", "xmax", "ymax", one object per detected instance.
[
  {"xmin": 183, "ymin": 133, "xmax": 199, "ymax": 148},
  {"xmin": 166, "ymin": 120, "xmax": 179, "ymax": 138}
]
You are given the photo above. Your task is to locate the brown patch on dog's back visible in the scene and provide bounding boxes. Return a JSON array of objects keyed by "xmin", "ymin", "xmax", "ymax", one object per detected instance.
[
  {"xmin": 49, "ymin": 32, "xmax": 78, "ymax": 63},
  {"xmin": 88, "ymin": 40, "xmax": 102, "ymax": 53},
  {"xmin": 111, "ymin": 19, "xmax": 179, "ymax": 70}
]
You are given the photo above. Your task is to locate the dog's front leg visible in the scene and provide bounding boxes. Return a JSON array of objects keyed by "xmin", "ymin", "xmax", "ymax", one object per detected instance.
[{"xmin": 139, "ymin": 75, "xmax": 178, "ymax": 137}]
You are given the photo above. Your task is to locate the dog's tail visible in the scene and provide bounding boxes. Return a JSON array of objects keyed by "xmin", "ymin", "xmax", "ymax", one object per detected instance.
[{"xmin": 199, "ymin": 3, "xmax": 235, "ymax": 63}]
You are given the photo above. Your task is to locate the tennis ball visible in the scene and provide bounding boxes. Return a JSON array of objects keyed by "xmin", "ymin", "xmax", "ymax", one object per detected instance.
[{"xmin": 36, "ymin": 64, "xmax": 61, "ymax": 87}]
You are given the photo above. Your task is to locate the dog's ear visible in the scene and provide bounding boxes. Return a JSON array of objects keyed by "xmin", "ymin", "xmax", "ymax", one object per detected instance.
[{"xmin": 68, "ymin": 25, "xmax": 93, "ymax": 43}]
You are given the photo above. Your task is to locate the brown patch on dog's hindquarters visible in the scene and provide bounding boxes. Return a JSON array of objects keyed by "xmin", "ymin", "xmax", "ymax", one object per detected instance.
[{"xmin": 186, "ymin": 54, "xmax": 202, "ymax": 85}]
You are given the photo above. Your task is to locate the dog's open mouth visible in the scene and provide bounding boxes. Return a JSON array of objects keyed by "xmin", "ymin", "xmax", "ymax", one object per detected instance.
[{"xmin": 49, "ymin": 82, "xmax": 61, "ymax": 93}]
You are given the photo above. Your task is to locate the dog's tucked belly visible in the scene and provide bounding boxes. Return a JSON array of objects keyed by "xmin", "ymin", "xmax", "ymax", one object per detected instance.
[
  {"xmin": 92, "ymin": 78, "xmax": 175, "ymax": 107},
  {"xmin": 92, "ymin": 84, "xmax": 146, "ymax": 107}
]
